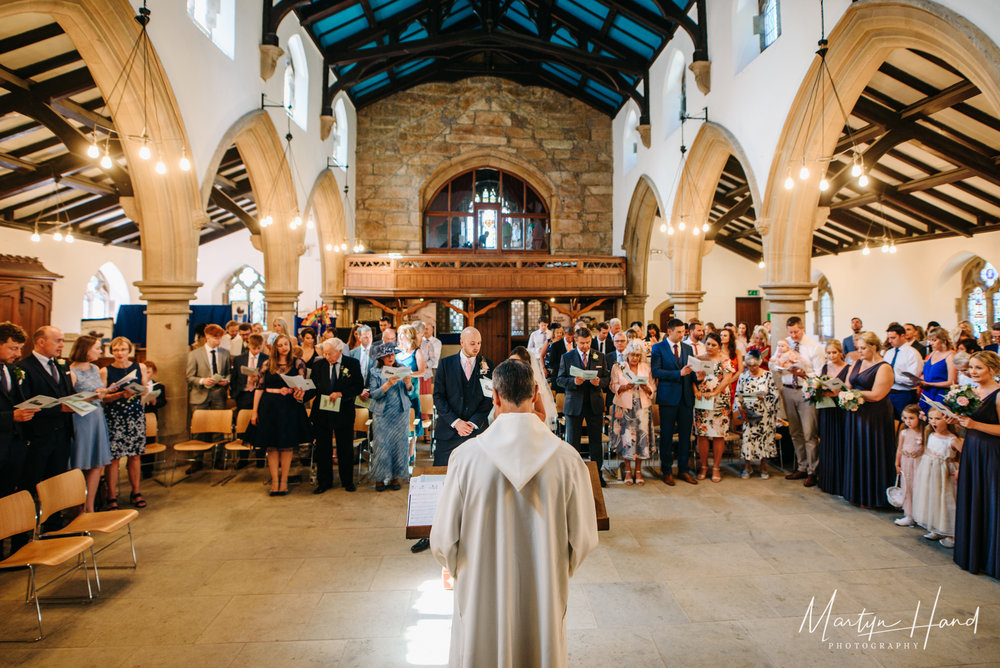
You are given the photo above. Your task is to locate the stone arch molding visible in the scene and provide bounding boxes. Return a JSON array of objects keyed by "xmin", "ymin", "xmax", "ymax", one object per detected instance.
[
  {"xmin": 762, "ymin": 0, "xmax": 1000, "ymax": 286},
  {"xmin": 621, "ymin": 174, "xmax": 662, "ymax": 303},
  {"xmin": 201, "ymin": 110, "xmax": 304, "ymax": 325},
  {"xmin": 304, "ymin": 169, "xmax": 348, "ymax": 311}
]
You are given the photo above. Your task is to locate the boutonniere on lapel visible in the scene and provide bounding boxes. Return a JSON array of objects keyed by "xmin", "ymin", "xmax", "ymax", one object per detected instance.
[
  {"xmin": 340, "ymin": 367, "xmax": 350, "ymax": 378},
  {"xmin": 591, "ymin": 352, "xmax": 600, "ymax": 362},
  {"xmin": 479, "ymin": 360, "xmax": 489, "ymax": 376},
  {"xmin": 12, "ymin": 366, "xmax": 24, "ymax": 384},
  {"xmin": 56, "ymin": 358, "xmax": 66, "ymax": 366}
]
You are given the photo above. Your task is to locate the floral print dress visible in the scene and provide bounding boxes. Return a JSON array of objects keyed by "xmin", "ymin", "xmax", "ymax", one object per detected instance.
[
  {"xmin": 609, "ymin": 363, "xmax": 652, "ymax": 461},
  {"xmin": 694, "ymin": 358, "xmax": 735, "ymax": 438}
]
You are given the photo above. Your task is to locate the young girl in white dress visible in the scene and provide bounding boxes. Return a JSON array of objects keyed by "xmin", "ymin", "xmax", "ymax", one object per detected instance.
[
  {"xmin": 911, "ymin": 407, "xmax": 963, "ymax": 547},
  {"xmin": 893, "ymin": 404, "xmax": 924, "ymax": 527}
]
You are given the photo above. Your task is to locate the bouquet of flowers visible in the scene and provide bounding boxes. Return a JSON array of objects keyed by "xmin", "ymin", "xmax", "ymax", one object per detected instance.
[
  {"xmin": 801, "ymin": 376, "xmax": 823, "ymax": 404},
  {"xmin": 837, "ymin": 389, "xmax": 865, "ymax": 412},
  {"xmin": 943, "ymin": 384, "xmax": 980, "ymax": 416}
]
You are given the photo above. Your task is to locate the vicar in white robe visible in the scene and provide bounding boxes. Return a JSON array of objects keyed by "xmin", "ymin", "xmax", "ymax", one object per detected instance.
[{"xmin": 431, "ymin": 359, "xmax": 598, "ymax": 668}]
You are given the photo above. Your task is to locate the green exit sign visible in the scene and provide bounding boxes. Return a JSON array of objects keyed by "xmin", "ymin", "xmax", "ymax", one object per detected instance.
[{"xmin": 747, "ymin": 289, "xmax": 760, "ymax": 296}]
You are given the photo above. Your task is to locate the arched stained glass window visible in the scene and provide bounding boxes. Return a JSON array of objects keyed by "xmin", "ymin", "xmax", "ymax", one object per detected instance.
[
  {"xmin": 83, "ymin": 271, "xmax": 113, "ymax": 320},
  {"xmin": 510, "ymin": 300, "xmax": 525, "ymax": 336},
  {"xmin": 228, "ymin": 266, "xmax": 266, "ymax": 325},
  {"xmin": 962, "ymin": 258, "xmax": 999, "ymax": 337},
  {"xmin": 424, "ymin": 168, "xmax": 549, "ymax": 253}
]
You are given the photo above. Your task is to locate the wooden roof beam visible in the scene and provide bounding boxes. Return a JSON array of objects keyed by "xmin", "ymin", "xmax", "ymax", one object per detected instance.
[
  {"xmin": 712, "ymin": 235, "xmax": 760, "ymax": 262},
  {"xmin": 210, "ymin": 185, "xmax": 260, "ymax": 234},
  {"xmin": 58, "ymin": 173, "xmax": 115, "ymax": 196}
]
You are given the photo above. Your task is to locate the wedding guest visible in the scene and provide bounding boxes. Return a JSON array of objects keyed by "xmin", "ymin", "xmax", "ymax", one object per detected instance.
[
  {"xmin": 953, "ymin": 351, "xmax": 1000, "ymax": 578},
  {"xmin": 527, "ymin": 318, "xmax": 550, "ymax": 358},
  {"xmin": 348, "ymin": 324, "xmax": 376, "ymax": 390},
  {"xmin": 912, "ymin": 408, "xmax": 962, "ymax": 546},
  {"xmin": 298, "ymin": 326, "xmax": 318, "ymax": 368},
  {"xmin": 904, "ymin": 323, "xmax": 927, "ymax": 358},
  {"xmin": 369, "ymin": 341, "xmax": 412, "ymax": 492},
  {"xmin": 102, "ymin": 337, "xmax": 149, "ymax": 509},
  {"xmin": 220, "ymin": 320, "xmax": 243, "ymax": 356},
  {"xmin": 557, "ymin": 327, "xmax": 611, "ymax": 487},
  {"xmin": 986, "ymin": 323, "xmax": 1000, "ymax": 353},
  {"xmin": 431, "ymin": 327, "xmax": 493, "ymax": 466},
  {"xmin": 719, "ymin": 327, "xmax": 742, "ymax": 402},
  {"xmin": 608, "ymin": 318, "xmax": 623, "ymax": 336},
  {"xmin": 747, "ymin": 325, "xmax": 771, "ymax": 369},
  {"xmin": 269, "ymin": 317, "xmax": 297, "ymax": 346},
  {"xmin": 884, "ymin": 323, "xmax": 924, "ymax": 419},
  {"xmin": 610, "ymin": 341, "xmax": 655, "ymax": 485},
  {"xmin": 383, "ymin": 327, "xmax": 397, "ymax": 344},
  {"xmin": 629, "ymin": 321, "xmax": 643, "ymax": 336},
  {"xmin": 251, "ymin": 333, "xmax": 311, "ymax": 496},
  {"xmin": 919, "ymin": 327, "xmax": 956, "ymax": 412},
  {"xmin": 645, "ymin": 323, "xmax": 662, "ymax": 344},
  {"xmin": 956, "ymin": 320, "xmax": 975, "ymax": 342},
  {"xmin": 142, "ymin": 360, "xmax": 167, "ymax": 416},
  {"xmin": 842, "ymin": 317, "xmax": 864, "ymax": 361},
  {"xmin": 735, "ymin": 350, "xmax": 778, "ymax": 479},
  {"xmin": 736, "ymin": 322, "xmax": 749, "ymax": 353},
  {"xmin": 608, "ymin": 332, "xmax": 628, "ymax": 367},
  {"xmin": 651, "ymin": 319, "xmax": 700, "ymax": 486},
  {"xmin": 781, "ymin": 316, "xmax": 825, "ymax": 487},
  {"xmin": 684, "ymin": 319, "xmax": 706, "ymax": 356},
  {"xmin": 67, "ymin": 336, "xmax": 111, "ymax": 513},
  {"xmin": 0, "ymin": 322, "xmax": 35, "ymax": 498},
  {"xmin": 377, "ymin": 316, "xmax": 392, "ymax": 339},
  {"xmin": 957, "ymin": 338, "xmax": 980, "ymax": 354},
  {"xmin": 893, "ymin": 405, "xmax": 924, "ymax": 527},
  {"xmin": 311, "ymin": 338, "xmax": 364, "ymax": 493},
  {"xmin": 545, "ymin": 323, "xmax": 571, "ymax": 390},
  {"xmin": 705, "ymin": 322, "xmax": 718, "ymax": 336},
  {"xmin": 954, "ymin": 352, "xmax": 975, "ymax": 387},
  {"xmin": 816, "ymin": 340, "xmax": 850, "ymax": 495},
  {"xmin": 693, "ymin": 333, "xmax": 735, "ymax": 482},
  {"xmin": 842, "ymin": 332, "xmax": 896, "ymax": 508},
  {"xmin": 18, "ymin": 326, "xmax": 74, "ymax": 497},
  {"xmin": 396, "ymin": 324, "xmax": 426, "ymax": 445},
  {"xmin": 230, "ymin": 334, "xmax": 268, "ymax": 411},
  {"xmin": 594, "ymin": 322, "xmax": 612, "ymax": 357},
  {"xmin": 186, "ymin": 323, "xmax": 231, "ymax": 411}
]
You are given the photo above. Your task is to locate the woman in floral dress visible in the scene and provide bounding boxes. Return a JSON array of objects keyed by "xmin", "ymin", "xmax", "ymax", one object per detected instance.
[
  {"xmin": 609, "ymin": 341, "xmax": 655, "ymax": 485},
  {"xmin": 735, "ymin": 351, "xmax": 779, "ymax": 479},
  {"xmin": 102, "ymin": 336, "xmax": 149, "ymax": 509},
  {"xmin": 694, "ymin": 333, "xmax": 736, "ymax": 483}
]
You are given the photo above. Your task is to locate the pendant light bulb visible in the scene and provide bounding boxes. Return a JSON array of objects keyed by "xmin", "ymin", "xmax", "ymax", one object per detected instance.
[
  {"xmin": 179, "ymin": 154, "xmax": 191, "ymax": 172},
  {"xmin": 306, "ymin": 217, "xmax": 315, "ymax": 229},
  {"xmin": 138, "ymin": 143, "xmax": 151, "ymax": 160},
  {"xmin": 701, "ymin": 222, "xmax": 710, "ymax": 232},
  {"xmin": 798, "ymin": 164, "xmax": 810, "ymax": 180},
  {"xmin": 65, "ymin": 230, "xmax": 74, "ymax": 243},
  {"xmin": 340, "ymin": 243, "xmax": 348, "ymax": 252},
  {"xmin": 881, "ymin": 241, "xmax": 889, "ymax": 253},
  {"xmin": 889, "ymin": 243, "xmax": 897, "ymax": 254},
  {"xmin": 53, "ymin": 231, "xmax": 63, "ymax": 242},
  {"xmin": 862, "ymin": 244, "xmax": 870, "ymax": 256},
  {"xmin": 692, "ymin": 225, "xmax": 700, "ymax": 236},
  {"xmin": 818, "ymin": 178, "xmax": 829, "ymax": 192},
  {"xmin": 678, "ymin": 220, "xmax": 686, "ymax": 231},
  {"xmin": 87, "ymin": 140, "xmax": 100, "ymax": 159},
  {"xmin": 154, "ymin": 160, "xmax": 166, "ymax": 175},
  {"xmin": 850, "ymin": 162, "xmax": 862, "ymax": 178},
  {"xmin": 666, "ymin": 225, "xmax": 674, "ymax": 236},
  {"xmin": 758, "ymin": 260, "xmax": 765, "ymax": 269},
  {"xmin": 659, "ymin": 222, "xmax": 667, "ymax": 233},
  {"xmin": 30, "ymin": 230, "xmax": 40, "ymax": 243},
  {"xmin": 784, "ymin": 175, "xmax": 794, "ymax": 190},
  {"xmin": 291, "ymin": 216, "xmax": 302, "ymax": 229},
  {"xmin": 261, "ymin": 215, "xmax": 272, "ymax": 228},
  {"xmin": 357, "ymin": 242, "xmax": 364, "ymax": 252},
  {"xmin": 325, "ymin": 243, "xmax": 333, "ymax": 251},
  {"xmin": 100, "ymin": 151, "xmax": 113, "ymax": 170},
  {"xmin": 858, "ymin": 173, "xmax": 869, "ymax": 187}
]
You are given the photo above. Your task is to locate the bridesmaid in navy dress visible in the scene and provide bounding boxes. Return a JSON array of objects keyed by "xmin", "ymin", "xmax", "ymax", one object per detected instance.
[
  {"xmin": 817, "ymin": 340, "xmax": 850, "ymax": 495},
  {"xmin": 953, "ymin": 351, "xmax": 1000, "ymax": 578},
  {"xmin": 841, "ymin": 332, "xmax": 896, "ymax": 507}
]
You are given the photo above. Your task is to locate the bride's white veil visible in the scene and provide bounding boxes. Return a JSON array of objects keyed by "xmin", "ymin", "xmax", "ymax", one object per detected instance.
[{"xmin": 529, "ymin": 353, "xmax": 558, "ymax": 431}]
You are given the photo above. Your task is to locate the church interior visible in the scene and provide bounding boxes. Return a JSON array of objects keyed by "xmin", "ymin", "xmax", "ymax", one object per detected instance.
[{"xmin": 0, "ymin": 0, "xmax": 998, "ymax": 665}]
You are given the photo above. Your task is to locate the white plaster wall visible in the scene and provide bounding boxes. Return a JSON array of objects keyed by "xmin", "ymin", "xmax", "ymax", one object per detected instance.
[
  {"xmin": 0, "ymin": 229, "xmax": 142, "ymax": 333},
  {"xmin": 194, "ymin": 229, "xmax": 263, "ymax": 304}
]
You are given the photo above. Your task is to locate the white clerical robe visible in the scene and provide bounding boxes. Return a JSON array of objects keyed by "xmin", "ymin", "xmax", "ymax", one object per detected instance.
[{"xmin": 430, "ymin": 412, "xmax": 599, "ymax": 668}]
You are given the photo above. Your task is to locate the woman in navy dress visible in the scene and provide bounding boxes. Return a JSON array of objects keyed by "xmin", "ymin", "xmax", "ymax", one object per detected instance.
[
  {"xmin": 817, "ymin": 340, "xmax": 850, "ymax": 495},
  {"xmin": 102, "ymin": 336, "xmax": 149, "ymax": 509},
  {"xmin": 251, "ymin": 333, "xmax": 312, "ymax": 496},
  {"xmin": 953, "ymin": 351, "xmax": 1000, "ymax": 578},
  {"xmin": 919, "ymin": 327, "xmax": 956, "ymax": 412},
  {"xmin": 842, "ymin": 332, "xmax": 896, "ymax": 507}
]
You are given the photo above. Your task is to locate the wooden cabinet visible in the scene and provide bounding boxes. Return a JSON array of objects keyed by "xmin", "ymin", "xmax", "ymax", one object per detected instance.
[{"xmin": 0, "ymin": 255, "xmax": 61, "ymax": 355}]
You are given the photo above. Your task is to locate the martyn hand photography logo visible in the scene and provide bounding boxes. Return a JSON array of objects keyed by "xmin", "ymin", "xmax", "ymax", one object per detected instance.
[{"xmin": 799, "ymin": 587, "xmax": 980, "ymax": 650}]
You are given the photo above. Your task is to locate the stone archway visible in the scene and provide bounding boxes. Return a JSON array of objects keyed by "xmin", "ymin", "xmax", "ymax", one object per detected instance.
[
  {"xmin": 666, "ymin": 122, "xmax": 762, "ymax": 321},
  {"xmin": 304, "ymin": 170, "xmax": 348, "ymax": 325},
  {"xmin": 0, "ymin": 0, "xmax": 204, "ymax": 438},
  {"xmin": 201, "ymin": 110, "xmax": 304, "ymax": 327},
  {"xmin": 620, "ymin": 174, "xmax": 662, "ymax": 324},
  {"xmin": 761, "ymin": 0, "xmax": 1000, "ymax": 337}
]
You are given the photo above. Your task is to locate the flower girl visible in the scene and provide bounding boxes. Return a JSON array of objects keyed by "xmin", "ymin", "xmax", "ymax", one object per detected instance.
[
  {"xmin": 893, "ymin": 404, "xmax": 924, "ymax": 527},
  {"xmin": 911, "ymin": 407, "xmax": 963, "ymax": 547}
]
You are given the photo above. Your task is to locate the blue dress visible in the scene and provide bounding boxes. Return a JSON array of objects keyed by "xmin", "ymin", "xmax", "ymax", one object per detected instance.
[
  {"xmin": 71, "ymin": 365, "xmax": 112, "ymax": 470},
  {"xmin": 105, "ymin": 363, "xmax": 146, "ymax": 458},
  {"xmin": 920, "ymin": 354, "xmax": 949, "ymax": 412},
  {"xmin": 954, "ymin": 388, "xmax": 1000, "ymax": 578},
  {"xmin": 369, "ymin": 363, "xmax": 412, "ymax": 483},
  {"xmin": 396, "ymin": 349, "xmax": 423, "ymax": 438},
  {"xmin": 841, "ymin": 361, "xmax": 896, "ymax": 507}
]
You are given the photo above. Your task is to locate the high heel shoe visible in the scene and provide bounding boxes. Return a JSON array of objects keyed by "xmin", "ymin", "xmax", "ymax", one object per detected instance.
[
  {"xmin": 697, "ymin": 466, "xmax": 707, "ymax": 480},
  {"xmin": 712, "ymin": 467, "xmax": 722, "ymax": 483}
]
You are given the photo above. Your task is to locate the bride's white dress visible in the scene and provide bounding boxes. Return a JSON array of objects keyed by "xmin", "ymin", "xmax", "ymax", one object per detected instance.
[{"xmin": 487, "ymin": 354, "xmax": 558, "ymax": 431}]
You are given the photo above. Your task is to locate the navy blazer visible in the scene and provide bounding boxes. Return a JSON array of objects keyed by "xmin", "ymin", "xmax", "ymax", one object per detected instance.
[
  {"xmin": 557, "ymin": 348, "xmax": 610, "ymax": 416},
  {"xmin": 432, "ymin": 353, "xmax": 493, "ymax": 444},
  {"xmin": 650, "ymin": 339, "xmax": 696, "ymax": 406},
  {"xmin": 16, "ymin": 354, "xmax": 74, "ymax": 443}
]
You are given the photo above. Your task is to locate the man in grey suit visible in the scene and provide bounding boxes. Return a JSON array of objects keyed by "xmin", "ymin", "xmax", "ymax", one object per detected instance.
[
  {"xmin": 186, "ymin": 323, "xmax": 232, "ymax": 410},
  {"xmin": 347, "ymin": 324, "xmax": 376, "ymax": 404},
  {"xmin": 557, "ymin": 327, "xmax": 611, "ymax": 487}
]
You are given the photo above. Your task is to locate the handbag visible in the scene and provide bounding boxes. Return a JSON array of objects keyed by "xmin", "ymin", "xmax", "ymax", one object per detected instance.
[{"xmin": 886, "ymin": 473, "xmax": 904, "ymax": 508}]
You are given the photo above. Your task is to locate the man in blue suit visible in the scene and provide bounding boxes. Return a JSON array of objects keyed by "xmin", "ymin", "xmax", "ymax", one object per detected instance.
[{"xmin": 650, "ymin": 318, "xmax": 703, "ymax": 486}]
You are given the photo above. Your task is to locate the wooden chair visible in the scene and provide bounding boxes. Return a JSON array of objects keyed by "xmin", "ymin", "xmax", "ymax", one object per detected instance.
[
  {"xmin": 216, "ymin": 409, "xmax": 257, "ymax": 486},
  {"xmin": 169, "ymin": 409, "xmax": 234, "ymax": 486},
  {"xmin": 0, "ymin": 491, "xmax": 96, "ymax": 642},
  {"xmin": 143, "ymin": 413, "xmax": 167, "ymax": 486},
  {"xmin": 354, "ymin": 407, "xmax": 373, "ymax": 480},
  {"xmin": 36, "ymin": 469, "xmax": 140, "ymax": 572},
  {"xmin": 418, "ymin": 393, "xmax": 434, "ymax": 434}
]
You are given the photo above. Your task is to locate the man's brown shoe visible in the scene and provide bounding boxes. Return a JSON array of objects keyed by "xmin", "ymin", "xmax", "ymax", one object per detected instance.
[
  {"xmin": 662, "ymin": 474, "xmax": 675, "ymax": 486},
  {"xmin": 803, "ymin": 475, "xmax": 817, "ymax": 487},
  {"xmin": 785, "ymin": 470, "xmax": 808, "ymax": 480},
  {"xmin": 679, "ymin": 472, "xmax": 698, "ymax": 485}
]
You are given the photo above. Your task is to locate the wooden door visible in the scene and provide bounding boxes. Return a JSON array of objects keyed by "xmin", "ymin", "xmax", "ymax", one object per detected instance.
[
  {"xmin": 473, "ymin": 301, "xmax": 510, "ymax": 365},
  {"xmin": 659, "ymin": 306, "xmax": 674, "ymax": 332},
  {"xmin": 734, "ymin": 297, "xmax": 762, "ymax": 332}
]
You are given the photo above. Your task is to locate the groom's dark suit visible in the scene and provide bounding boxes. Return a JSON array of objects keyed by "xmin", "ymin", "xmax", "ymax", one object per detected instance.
[
  {"xmin": 432, "ymin": 352, "xmax": 493, "ymax": 466},
  {"xmin": 650, "ymin": 338, "xmax": 696, "ymax": 478},
  {"xmin": 557, "ymin": 347, "xmax": 610, "ymax": 475}
]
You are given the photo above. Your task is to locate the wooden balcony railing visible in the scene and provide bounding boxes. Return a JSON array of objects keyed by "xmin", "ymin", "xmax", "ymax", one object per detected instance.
[{"xmin": 343, "ymin": 254, "xmax": 626, "ymax": 298}]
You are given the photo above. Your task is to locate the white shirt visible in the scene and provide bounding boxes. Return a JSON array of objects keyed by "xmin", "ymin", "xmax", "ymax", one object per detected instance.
[
  {"xmin": 781, "ymin": 335, "xmax": 824, "ymax": 387},
  {"xmin": 527, "ymin": 329, "xmax": 549, "ymax": 357},
  {"xmin": 885, "ymin": 342, "xmax": 924, "ymax": 391},
  {"xmin": 683, "ymin": 337, "xmax": 705, "ymax": 356},
  {"xmin": 204, "ymin": 344, "xmax": 222, "ymax": 375},
  {"xmin": 226, "ymin": 334, "xmax": 244, "ymax": 357}
]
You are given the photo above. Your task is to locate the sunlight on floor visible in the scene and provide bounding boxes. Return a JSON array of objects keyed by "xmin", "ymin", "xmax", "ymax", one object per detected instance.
[{"xmin": 405, "ymin": 578, "xmax": 453, "ymax": 665}]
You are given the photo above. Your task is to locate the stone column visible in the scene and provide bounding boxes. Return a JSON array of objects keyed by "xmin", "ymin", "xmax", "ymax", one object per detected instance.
[
  {"xmin": 622, "ymin": 294, "xmax": 647, "ymax": 326},
  {"xmin": 135, "ymin": 281, "xmax": 200, "ymax": 442},
  {"xmin": 321, "ymin": 293, "xmax": 348, "ymax": 329},
  {"xmin": 667, "ymin": 290, "xmax": 706, "ymax": 324},
  {"xmin": 760, "ymin": 283, "xmax": 815, "ymax": 342},
  {"xmin": 264, "ymin": 289, "xmax": 300, "ymax": 330}
]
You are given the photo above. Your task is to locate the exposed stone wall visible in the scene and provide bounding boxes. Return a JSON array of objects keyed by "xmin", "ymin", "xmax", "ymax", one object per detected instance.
[{"xmin": 355, "ymin": 77, "xmax": 612, "ymax": 254}]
